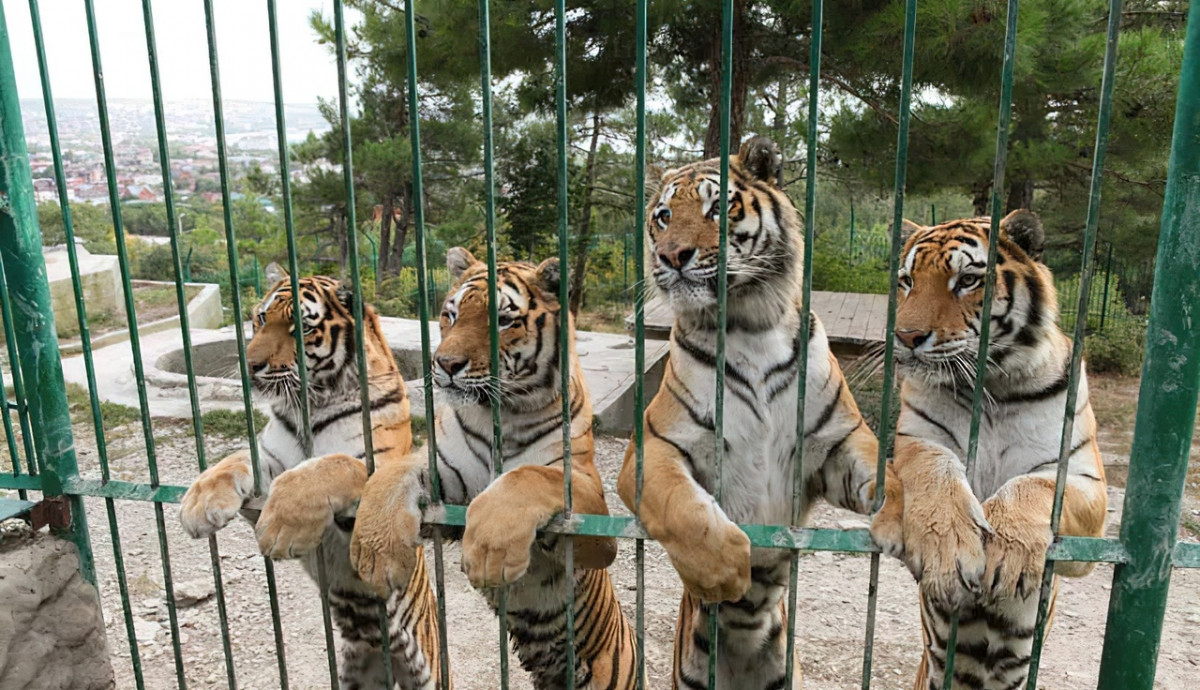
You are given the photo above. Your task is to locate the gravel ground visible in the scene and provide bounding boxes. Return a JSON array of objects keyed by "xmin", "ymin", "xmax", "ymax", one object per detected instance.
[{"xmin": 58, "ymin": 424, "xmax": 1198, "ymax": 690}]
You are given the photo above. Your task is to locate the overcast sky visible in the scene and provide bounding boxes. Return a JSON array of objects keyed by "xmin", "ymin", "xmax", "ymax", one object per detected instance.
[{"xmin": 5, "ymin": 0, "xmax": 352, "ymax": 105}]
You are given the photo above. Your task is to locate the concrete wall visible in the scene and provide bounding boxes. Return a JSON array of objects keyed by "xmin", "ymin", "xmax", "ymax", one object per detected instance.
[{"xmin": 42, "ymin": 244, "xmax": 124, "ymax": 340}]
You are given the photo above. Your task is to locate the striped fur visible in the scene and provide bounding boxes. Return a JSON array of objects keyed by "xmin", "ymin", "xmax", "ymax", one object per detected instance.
[
  {"xmin": 616, "ymin": 137, "xmax": 883, "ymax": 689},
  {"xmin": 868, "ymin": 212, "xmax": 1108, "ymax": 690},
  {"xmin": 352, "ymin": 250, "xmax": 639, "ymax": 689},
  {"xmin": 180, "ymin": 274, "xmax": 447, "ymax": 689}
]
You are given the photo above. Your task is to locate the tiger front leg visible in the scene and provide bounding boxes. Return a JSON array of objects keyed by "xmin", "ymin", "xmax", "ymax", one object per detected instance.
[
  {"xmin": 180, "ymin": 449, "xmax": 256, "ymax": 538},
  {"xmin": 888, "ymin": 437, "xmax": 992, "ymax": 611},
  {"xmin": 462, "ymin": 462, "xmax": 616, "ymax": 588},
  {"xmin": 349, "ymin": 454, "xmax": 427, "ymax": 595},
  {"xmin": 982, "ymin": 473, "xmax": 1107, "ymax": 603},
  {"xmin": 255, "ymin": 454, "xmax": 367, "ymax": 559},
  {"xmin": 617, "ymin": 440, "xmax": 750, "ymax": 604}
]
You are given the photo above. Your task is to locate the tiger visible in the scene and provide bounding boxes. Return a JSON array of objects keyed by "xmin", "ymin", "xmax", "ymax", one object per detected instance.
[
  {"xmin": 349, "ymin": 248, "xmax": 640, "ymax": 689},
  {"xmin": 867, "ymin": 210, "xmax": 1109, "ymax": 690},
  {"xmin": 178, "ymin": 271, "xmax": 448, "ymax": 690},
  {"xmin": 615, "ymin": 136, "xmax": 889, "ymax": 689}
]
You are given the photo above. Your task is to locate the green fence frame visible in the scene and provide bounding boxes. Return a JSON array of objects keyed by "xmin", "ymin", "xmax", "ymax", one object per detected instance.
[{"xmin": 0, "ymin": 0, "xmax": 1197, "ymax": 689}]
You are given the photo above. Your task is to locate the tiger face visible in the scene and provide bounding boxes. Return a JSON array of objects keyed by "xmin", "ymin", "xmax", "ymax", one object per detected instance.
[
  {"xmin": 434, "ymin": 247, "xmax": 566, "ymax": 412},
  {"xmin": 246, "ymin": 274, "xmax": 356, "ymax": 402},
  {"xmin": 894, "ymin": 209, "xmax": 1052, "ymax": 383},
  {"xmin": 648, "ymin": 136, "xmax": 801, "ymax": 319}
]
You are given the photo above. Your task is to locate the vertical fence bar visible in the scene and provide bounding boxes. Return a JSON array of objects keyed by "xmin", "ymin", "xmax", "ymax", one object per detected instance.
[
  {"xmin": 1099, "ymin": 242, "xmax": 1114, "ymax": 330},
  {"xmin": 200, "ymin": 0, "xmax": 296, "ymax": 684},
  {"xmin": 332, "ymin": 0, "xmax": 395, "ymax": 683},
  {"xmin": 81, "ymin": 2, "xmax": 199, "ymax": 684},
  {"xmin": 0, "ymin": 257, "xmax": 37, "ymax": 476},
  {"xmin": 1023, "ymin": 0, "xmax": 1123, "ymax": 685},
  {"xmin": 476, "ymin": 0, "xmax": 510, "ymax": 684},
  {"xmin": 1098, "ymin": 1, "xmax": 1200, "ymax": 685},
  {"xmin": 861, "ymin": 0, "xmax": 918, "ymax": 686},
  {"xmin": 401, "ymin": 0, "xmax": 452, "ymax": 681},
  {"xmin": 706, "ymin": 0, "xmax": 736, "ymax": 683},
  {"xmin": 632, "ymin": 0, "xmax": 648, "ymax": 686},
  {"xmin": 783, "ymin": 0, "xmax": 822, "ymax": 685},
  {"xmin": 261, "ymin": 3, "xmax": 308, "ymax": 685},
  {"xmin": 137, "ymin": 1, "xmax": 226, "ymax": 685},
  {"xmin": 26, "ymin": 6, "xmax": 146, "ymax": 679},
  {"xmin": 0, "ymin": 0, "xmax": 95, "ymax": 579},
  {"xmin": 551, "ymin": 0, "xmax": 577, "ymax": 685},
  {"xmin": 944, "ymin": 0, "xmax": 1021, "ymax": 683}
]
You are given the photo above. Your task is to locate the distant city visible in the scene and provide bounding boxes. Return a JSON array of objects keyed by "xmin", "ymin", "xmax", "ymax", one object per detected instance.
[{"xmin": 20, "ymin": 99, "xmax": 329, "ymax": 206}]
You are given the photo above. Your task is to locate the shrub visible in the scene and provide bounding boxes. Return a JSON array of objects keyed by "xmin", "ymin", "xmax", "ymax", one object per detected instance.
[{"xmin": 1085, "ymin": 318, "xmax": 1146, "ymax": 376}]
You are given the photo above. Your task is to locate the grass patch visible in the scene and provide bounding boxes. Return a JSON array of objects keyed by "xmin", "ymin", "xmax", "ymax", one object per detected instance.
[
  {"xmin": 65, "ymin": 383, "xmax": 140, "ymax": 432},
  {"xmin": 201, "ymin": 408, "xmax": 269, "ymax": 440}
]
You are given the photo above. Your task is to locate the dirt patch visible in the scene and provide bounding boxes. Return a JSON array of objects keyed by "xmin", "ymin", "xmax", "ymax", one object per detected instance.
[{"xmin": 1089, "ymin": 373, "xmax": 1200, "ymax": 540}]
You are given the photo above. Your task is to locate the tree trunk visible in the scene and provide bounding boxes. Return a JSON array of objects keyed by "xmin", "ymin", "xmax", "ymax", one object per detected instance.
[
  {"xmin": 391, "ymin": 186, "xmax": 410, "ymax": 277},
  {"xmin": 569, "ymin": 110, "xmax": 603, "ymax": 314},
  {"xmin": 703, "ymin": 0, "xmax": 749, "ymax": 158},
  {"xmin": 773, "ymin": 76, "xmax": 787, "ymax": 186},
  {"xmin": 972, "ymin": 182, "xmax": 991, "ymax": 216},
  {"xmin": 1006, "ymin": 178, "xmax": 1034, "ymax": 212},
  {"xmin": 378, "ymin": 195, "xmax": 394, "ymax": 286}
]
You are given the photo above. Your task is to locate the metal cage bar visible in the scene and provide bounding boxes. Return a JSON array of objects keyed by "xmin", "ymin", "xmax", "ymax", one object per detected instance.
[
  {"xmin": 474, "ymin": 0, "xmax": 511, "ymax": 684},
  {"xmin": 861, "ymin": 0, "xmax": 919, "ymax": 685},
  {"xmin": 1024, "ymin": 0, "xmax": 1125, "ymax": 684},
  {"xmin": 1097, "ymin": 1, "xmax": 1200, "ymax": 685},
  {"xmin": 401, "ymin": 0, "xmax": 454, "ymax": 681},
  {"xmin": 632, "ymin": 0, "xmax": 649, "ymax": 686}
]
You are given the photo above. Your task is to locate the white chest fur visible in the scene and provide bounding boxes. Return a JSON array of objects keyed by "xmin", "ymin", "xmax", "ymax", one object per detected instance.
[{"xmin": 667, "ymin": 314, "xmax": 846, "ymax": 526}]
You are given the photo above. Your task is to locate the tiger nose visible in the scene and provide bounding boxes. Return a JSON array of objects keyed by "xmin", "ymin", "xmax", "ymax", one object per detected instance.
[
  {"xmin": 435, "ymin": 354, "xmax": 469, "ymax": 377},
  {"xmin": 895, "ymin": 329, "xmax": 932, "ymax": 349},
  {"xmin": 658, "ymin": 246, "xmax": 696, "ymax": 270}
]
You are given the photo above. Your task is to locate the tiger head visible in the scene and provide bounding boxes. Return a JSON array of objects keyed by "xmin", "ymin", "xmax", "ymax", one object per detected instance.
[
  {"xmin": 648, "ymin": 136, "xmax": 803, "ymax": 326},
  {"xmin": 434, "ymin": 247, "xmax": 570, "ymax": 412},
  {"xmin": 245, "ymin": 271, "xmax": 386, "ymax": 405},
  {"xmin": 893, "ymin": 209, "xmax": 1054, "ymax": 383}
]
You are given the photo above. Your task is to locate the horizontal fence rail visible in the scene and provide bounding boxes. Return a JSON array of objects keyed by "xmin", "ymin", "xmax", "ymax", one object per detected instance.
[{"xmin": 0, "ymin": 1, "xmax": 1196, "ymax": 690}]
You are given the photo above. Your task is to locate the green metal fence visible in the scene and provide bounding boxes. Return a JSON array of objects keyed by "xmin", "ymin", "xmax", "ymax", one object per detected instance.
[{"xmin": 0, "ymin": 1, "xmax": 1197, "ymax": 689}]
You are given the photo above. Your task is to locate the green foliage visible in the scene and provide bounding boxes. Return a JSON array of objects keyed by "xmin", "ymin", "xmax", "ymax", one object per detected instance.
[
  {"xmin": 1086, "ymin": 319, "xmax": 1147, "ymax": 376},
  {"xmin": 201, "ymin": 408, "xmax": 269, "ymax": 441},
  {"xmin": 37, "ymin": 202, "xmax": 116, "ymax": 253},
  {"xmin": 65, "ymin": 383, "xmax": 140, "ymax": 434}
]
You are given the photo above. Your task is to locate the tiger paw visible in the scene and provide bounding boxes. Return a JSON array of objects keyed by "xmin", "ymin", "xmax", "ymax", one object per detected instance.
[
  {"xmin": 350, "ymin": 464, "xmax": 424, "ymax": 595},
  {"xmin": 902, "ymin": 476, "xmax": 991, "ymax": 611},
  {"xmin": 868, "ymin": 466, "xmax": 906, "ymax": 560},
  {"xmin": 869, "ymin": 493, "xmax": 905, "ymax": 560},
  {"xmin": 982, "ymin": 499, "xmax": 1052, "ymax": 603},
  {"xmin": 666, "ymin": 517, "xmax": 751, "ymax": 604},
  {"xmin": 461, "ymin": 488, "xmax": 541, "ymax": 588},
  {"xmin": 179, "ymin": 450, "xmax": 254, "ymax": 539},
  {"xmin": 255, "ymin": 465, "xmax": 338, "ymax": 559}
]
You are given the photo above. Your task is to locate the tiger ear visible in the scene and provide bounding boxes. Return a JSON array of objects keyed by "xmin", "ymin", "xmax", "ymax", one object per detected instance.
[
  {"xmin": 1000, "ymin": 209, "xmax": 1044, "ymax": 260},
  {"xmin": 894, "ymin": 219, "xmax": 924, "ymax": 244},
  {"xmin": 447, "ymin": 246, "xmax": 478, "ymax": 280},
  {"xmin": 534, "ymin": 257, "xmax": 562, "ymax": 299},
  {"xmin": 264, "ymin": 261, "xmax": 289, "ymax": 285},
  {"xmin": 737, "ymin": 135, "xmax": 781, "ymax": 184}
]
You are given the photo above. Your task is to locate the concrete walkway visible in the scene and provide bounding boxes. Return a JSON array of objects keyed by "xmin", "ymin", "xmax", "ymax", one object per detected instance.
[
  {"xmin": 627, "ymin": 291, "xmax": 889, "ymax": 347},
  {"xmin": 58, "ymin": 317, "xmax": 669, "ymax": 434}
]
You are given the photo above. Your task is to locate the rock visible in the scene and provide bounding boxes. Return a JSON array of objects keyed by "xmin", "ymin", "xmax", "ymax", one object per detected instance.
[
  {"xmin": 133, "ymin": 619, "xmax": 159, "ymax": 645},
  {"xmin": 173, "ymin": 578, "xmax": 215, "ymax": 608},
  {"xmin": 0, "ymin": 529, "xmax": 115, "ymax": 690}
]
